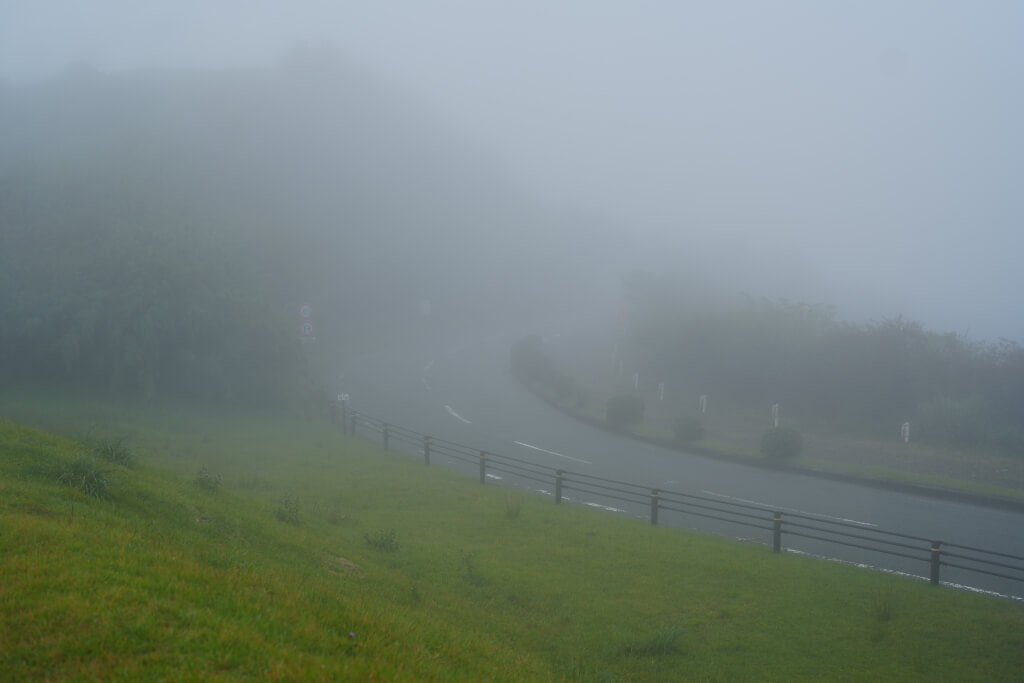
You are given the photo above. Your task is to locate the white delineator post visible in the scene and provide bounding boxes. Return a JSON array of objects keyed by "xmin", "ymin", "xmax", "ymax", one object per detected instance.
[
  {"xmin": 658, "ymin": 382, "xmax": 665, "ymax": 401},
  {"xmin": 901, "ymin": 421, "xmax": 911, "ymax": 443},
  {"xmin": 699, "ymin": 394, "xmax": 707, "ymax": 414},
  {"xmin": 632, "ymin": 372, "xmax": 639, "ymax": 390},
  {"xmin": 771, "ymin": 403, "xmax": 780, "ymax": 428}
]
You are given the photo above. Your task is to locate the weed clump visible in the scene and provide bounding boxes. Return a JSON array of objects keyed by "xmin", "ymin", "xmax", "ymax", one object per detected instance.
[
  {"xmin": 57, "ymin": 458, "xmax": 112, "ymax": 499},
  {"xmin": 275, "ymin": 496, "xmax": 301, "ymax": 524},
  {"xmin": 619, "ymin": 625, "xmax": 685, "ymax": 657},
  {"xmin": 84, "ymin": 434, "xmax": 134, "ymax": 467},
  {"xmin": 364, "ymin": 528, "xmax": 398, "ymax": 551},
  {"xmin": 460, "ymin": 552, "xmax": 485, "ymax": 586},
  {"xmin": 873, "ymin": 588, "xmax": 896, "ymax": 622},
  {"xmin": 194, "ymin": 466, "xmax": 222, "ymax": 493},
  {"xmin": 505, "ymin": 493, "xmax": 523, "ymax": 519}
]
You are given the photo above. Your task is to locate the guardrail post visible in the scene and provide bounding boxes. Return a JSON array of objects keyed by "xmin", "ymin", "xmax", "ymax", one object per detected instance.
[
  {"xmin": 650, "ymin": 489, "xmax": 660, "ymax": 525},
  {"xmin": 555, "ymin": 470, "xmax": 563, "ymax": 504},
  {"xmin": 930, "ymin": 541, "xmax": 942, "ymax": 585},
  {"xmin": 350, "ymin": 410, "xmax": 358, "ymax": 436},
  {"xmin": 423, "ymin": 436, "xmax": 431, "ymax": 465},
  {"xmin": 479, "ymin": 451, "xmax": 487, "ymax": 484},
  {"xmin": 382, "ymin": 423, "xmax": 390, "ymax": 451},
  {"xmin": 773, "ymin": 512, "xmax": 783, "ymax": 553},
  {"xmin": 340, "ymin": 400, "xmax": 348, "ymax": 435}
]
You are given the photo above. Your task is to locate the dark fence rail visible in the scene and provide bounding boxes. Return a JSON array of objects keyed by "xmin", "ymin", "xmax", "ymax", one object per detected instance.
[{"xmin": 333, "ymin": 400, "xmax": 1024, "ymax": 595}]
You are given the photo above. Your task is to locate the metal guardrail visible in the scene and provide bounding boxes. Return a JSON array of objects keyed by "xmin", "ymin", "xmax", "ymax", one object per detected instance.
[{"xmin": 332, "ymin": 400, "xmax": 1024, "ymax": 594}]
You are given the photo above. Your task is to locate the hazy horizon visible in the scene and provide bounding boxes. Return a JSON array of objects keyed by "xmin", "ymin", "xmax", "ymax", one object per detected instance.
[{"xmin": 3, "ymin": 1, "xmax": 1022, "ymax": 341}]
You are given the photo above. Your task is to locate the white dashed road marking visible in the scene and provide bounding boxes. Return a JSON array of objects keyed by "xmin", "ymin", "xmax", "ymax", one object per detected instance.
[
  {"xmin": 444, "ymin": 405, "xmax": 472, "ymax": 424},
  {"xmin": 513, "ymin": 441, "xmax": 592, "ymax": 465}
]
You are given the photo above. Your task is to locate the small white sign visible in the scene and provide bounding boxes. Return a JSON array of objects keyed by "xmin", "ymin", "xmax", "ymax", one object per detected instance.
[
  {"xmin": 299, "ymin": 304, "xmax": 313, "ymax": 318},
  {"xmin": 301, "ymin": 322, "xmax": 314, "ymax": 336},
  {"xmin": 338, "ymin": 393, "xmax": 349, "ymax": 402}
]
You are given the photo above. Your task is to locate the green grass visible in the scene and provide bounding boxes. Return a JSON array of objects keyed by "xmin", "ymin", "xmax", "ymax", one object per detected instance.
[{"xmin": 2, "ymin": 391, "xmax": 1024, "ymax": 681}]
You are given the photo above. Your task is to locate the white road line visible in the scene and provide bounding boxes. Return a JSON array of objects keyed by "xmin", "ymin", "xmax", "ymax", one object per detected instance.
[
  {"xmin": 514, "ymin": 441, "xmax": 592, "ymax": 465},
  {"xmin": 485, "ymin": 473, "xmax": 503, "ymax": 480},
  {"xmin": 444, "ymin": 405, "xmax": 472, "ymax": 424},
  {"xmin": 701, "ymin": 490, "xmax": 878, "ymax": 527},
  {"xmin": 421, "ymin": 376, "xmax": 433, "ymax": 392},
  {"xmin": 584, "ymin": 501, "xmax": 627, "ymax": 513}
]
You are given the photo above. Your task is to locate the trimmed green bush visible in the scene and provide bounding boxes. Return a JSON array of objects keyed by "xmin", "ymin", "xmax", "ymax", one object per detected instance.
[
  {"xmin": 552, "ymin": 373, "xmax": 575, "ymax": 402},
  {"xmin": 607, "ymin": 394, "xmax": 645, "ymax": 430},
  {"xmin": 673, "ymin": 416, "xmax": 705, "ymax": 445},
  {"xmin": 760, "ymin": 426, "xmax": 804, "ymax": 460}
]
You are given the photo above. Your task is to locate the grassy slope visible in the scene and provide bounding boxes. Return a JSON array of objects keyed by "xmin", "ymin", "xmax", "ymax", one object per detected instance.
[{"xmin": 2, "ymin": 392, "xmax": 1023, "ymax": 681}]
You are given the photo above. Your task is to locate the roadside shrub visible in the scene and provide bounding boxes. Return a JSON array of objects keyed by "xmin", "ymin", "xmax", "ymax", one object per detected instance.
[
  {"xmin": 673, "ymin": 415, "xmax": 705, "ymax": 445},
  {"xmin": 57, "ymin": 457, "xmax": 112, "ymax": 499},
  {"xmin": 760, "ymin": 426, "xmax": 804, "ymax": 460},
  {"xmin": 607, "ymin": 394, "xmax": 645, "ymax": 430},
  {"xmin": 509, "ymin": 336, "xmax": 551, "ymax": 382}
]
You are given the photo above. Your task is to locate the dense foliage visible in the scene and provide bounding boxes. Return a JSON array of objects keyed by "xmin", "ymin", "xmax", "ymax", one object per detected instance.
[
  {"xmin": 621, "ymin": 272, "xmax": 1024, "ymax": 452},
  {"xmin": 0, "ymin": 187, "xmax": 307, "ymax": 403},
  {"xmin": 0, "ymin": 51, "xmax": 608, "ymax": 405}
]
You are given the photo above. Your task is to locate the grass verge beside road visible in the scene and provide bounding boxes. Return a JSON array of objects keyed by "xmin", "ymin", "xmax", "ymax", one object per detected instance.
[
  {"xmin": 2, "ymin": 391, "xmax": 1024, "ymax": 681},
  {"xmin": 514, "ymin": 371, "xmax": 1024, "ymax": 508}
]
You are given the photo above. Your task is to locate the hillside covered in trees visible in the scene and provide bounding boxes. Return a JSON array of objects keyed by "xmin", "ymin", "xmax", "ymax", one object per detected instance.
[
  {"xmin": 619, "ymin": 271, "xmax": 1024, "ymax": 453},
  {"xmin": 0, "ymin": 48, "xmax": 612, "ymax": 405}
]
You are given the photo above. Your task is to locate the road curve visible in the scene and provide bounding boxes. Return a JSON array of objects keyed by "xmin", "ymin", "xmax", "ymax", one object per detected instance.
[{"xmin": 336, "ymin": 324, "xmax": 1024, "ymax": 600}]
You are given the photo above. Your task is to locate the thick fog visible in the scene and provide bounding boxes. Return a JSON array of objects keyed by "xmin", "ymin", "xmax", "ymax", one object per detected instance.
[{"xmin": 3, "ymin": 1, "xmax": 1023, "ymax": 340}]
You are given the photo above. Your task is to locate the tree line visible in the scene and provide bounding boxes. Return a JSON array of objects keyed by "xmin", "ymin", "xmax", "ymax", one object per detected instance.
[{"xmin": 620, "ymin": 272, "xmax": 1024, "ymax": 453}]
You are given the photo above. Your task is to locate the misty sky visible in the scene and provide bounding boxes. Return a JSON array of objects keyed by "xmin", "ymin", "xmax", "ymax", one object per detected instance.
[{"xmin": 2, "ymin": 1, "xmax": 1022, "ymax": 340}]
